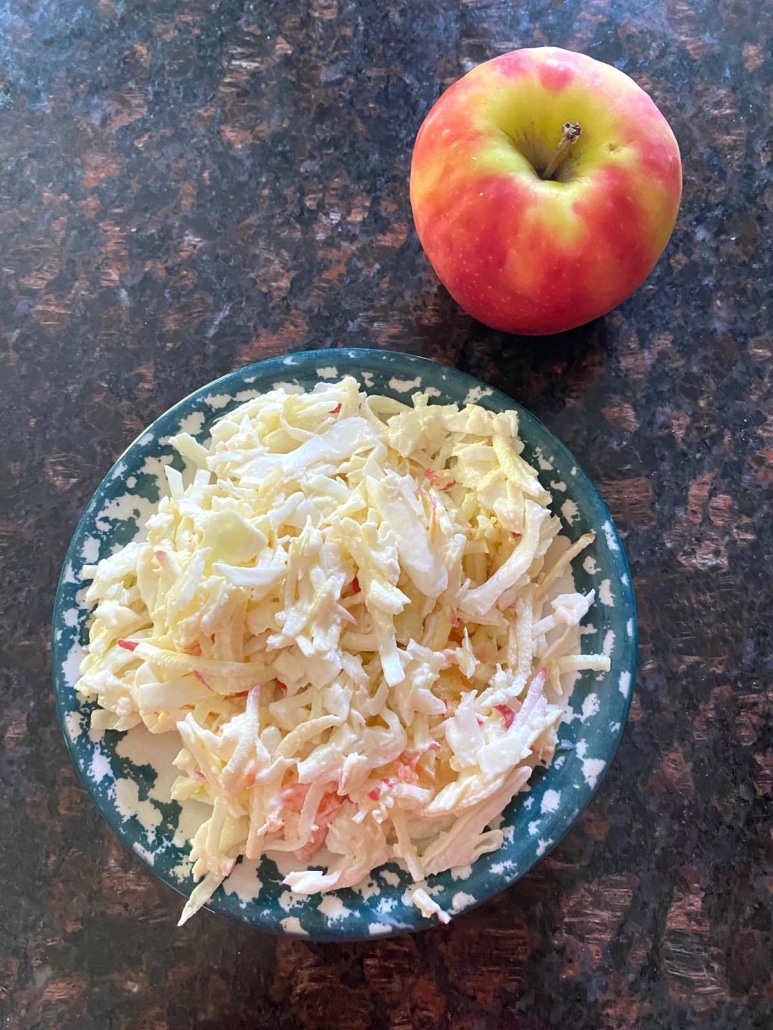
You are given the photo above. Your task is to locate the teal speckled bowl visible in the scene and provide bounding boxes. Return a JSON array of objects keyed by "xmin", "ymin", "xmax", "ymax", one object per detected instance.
[{"xmin": 52, "ymin": 349, "xmax": 637, "ymax": 940}]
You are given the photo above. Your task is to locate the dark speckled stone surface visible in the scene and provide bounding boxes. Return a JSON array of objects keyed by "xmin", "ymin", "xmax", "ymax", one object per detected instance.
[{"xmin": 1, "ymin": 1, "xmax": 771, "ymax": 1027}]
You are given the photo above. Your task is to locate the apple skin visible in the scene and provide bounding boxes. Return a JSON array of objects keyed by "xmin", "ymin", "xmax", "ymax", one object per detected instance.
[{"xmin": 409, "ymin": 47, "xmax": 682, "ymax": 336}]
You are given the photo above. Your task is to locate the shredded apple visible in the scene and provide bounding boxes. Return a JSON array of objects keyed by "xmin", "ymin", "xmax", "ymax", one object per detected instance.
[{"xmin": 76, "ymin": 377, "xmax": 609, "ymax": 924}]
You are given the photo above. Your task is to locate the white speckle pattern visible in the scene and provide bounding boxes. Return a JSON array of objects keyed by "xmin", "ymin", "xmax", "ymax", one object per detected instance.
[
  {"xmin": 541, "ymin": 789, "xmax": 561, "ymax": 814},
  {"xmin": 133, "ymin": 842, "xmax": 155, "ymax": 866},
  {"xmin": 451, "ymin": 892, "xmax": 476, "ymax": 914},
  {"xmin": 204, "ymin": 392, "xmax": 232, "ymax": 409},
  {"xmin": 88, "ymin": 725, "xmax": 104, "ymax": 745},
  {"xmin": 115, "ymin": 727, "xmax": 184, "ymax": 803},
  {"xmin": 619, "ymin": 671, "xmax": 632, "ymax": 698},
  {"xmin": 367, "ymin": 922, "xmax": 392, "ymax": 936},
  {"xmin": 172, "ymin": 802, "xmax": 208, "ymax": 849},
  {"xmin": 561, "ymin": 499, "xmax": 580, "ymax": 524},
  {"xmin": 550, "ymin": 479, "xmax": 567, "ymax": 493},
  {"xmin": 175, "ymin": 411, "xmax": 206, "ymax": 436},
  {"xmin": 388, "ymin": 375, "xmax": 422, "ymax": 393},
  {"xmin": 138, "ymin": 454, "xmax": 175, "ymax": 484},
  {"xmin": 88, "ymin": 749, "xmax": 112, "ymax": 784},
  {"xmin": 464, "ymin": 384, "xmax": 493, "ymax": 404},
  {"xmin": 582, "ymin": 758, "xmax": 606, "ymax": 789},
  {"xmin": 64, "ymin": 711, "xmax": 83, "ymax": 742},
  {"xmin": 583, "ymin": 555, "xmax": 598, "ymax": 575},
  {"xmin": 379, "ymin": 869, "xmax": 400, "ymax": 887},
  {"xmin": 81, "ymin": 536, "xmax": 100, "ymax": 564},
  {"xmin": 113, "ymin": 779, "xmax": 163, "ymax": 837},
  {"xmin": 96, "ymin": 491, "xmax": 157, "ymax": 528},
  {"xmin": 315, "ymin": 366, "xmax": 338, "ymax": 379},
  {"xmin": 354, "ymin": 878, "xmax": 381, "ymax": 902},
  {"xmin": 235, "ymin": 388, "xmax": 263, "ymax": 403},
  {"xmin": 318, "ymin": 896, "xmax": 352, "ymax": 921},
  {"xmin": 376, "ymin": 896, "xmax": 398, "ymax": 915},
  {"xmin": 627, "ymin": 618, "xmax": 634, "ymax": 638},
  {"xmin": 581, "ymin": 694, "xmax": 601, "ymax": 722},
  {"xmin": 603, "ymin": 520, "xmax": 620, "ymax": 551},
  {"xmin": 278, "ymin": 890, "xmax": 304, "ymax": 913},
  {"xmin": 281, "ymin": 916, "xmax": 308, "ymax": 936},
  {"xmin": 171, "ymin": 862, "xmax": 192, "ymax": 882},
  {"xmin": 488, "ymin": 859, "xmax": 515, "ymax": 876},
  {"xmin": 223, "ymin": 861, "xmax": 263, "ymax": 906},
  {"xmin": 450, "ymin": 865, "xmax": 472, "ymax": 881},
  {"xmin": 603, "ymin": 630, "xmax": 616, "ymax": 656},
  {"xmin": 536, "ymin": 839, "xmax": 551, "ymax": 857},
  {"xmin": 528, "ymin": 820, "xmax": 539, "ymax": 836},
  {"xmin": 599, "ymin": 579, "xmax": 614, "ymax": 606},
  {"xmin": 534, "ymin": 447, "xmax": 554, "ymax": 471}
]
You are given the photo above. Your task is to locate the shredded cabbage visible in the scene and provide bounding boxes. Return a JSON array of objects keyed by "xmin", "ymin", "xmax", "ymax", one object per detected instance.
[{"xmin": 75, "ymin": 376, "xmax": 610, "ymax": 925}]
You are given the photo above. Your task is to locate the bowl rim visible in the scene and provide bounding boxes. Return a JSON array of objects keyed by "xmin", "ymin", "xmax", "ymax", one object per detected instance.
[{"xmin": 51, "ymin": 348, "xmax": 637, "ymax": 939}]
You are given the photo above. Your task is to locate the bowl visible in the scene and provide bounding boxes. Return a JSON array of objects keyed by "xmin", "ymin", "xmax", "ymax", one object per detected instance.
[{"xmin": 52, "ymin": 348, "xmax": 637, "ymax": 939}]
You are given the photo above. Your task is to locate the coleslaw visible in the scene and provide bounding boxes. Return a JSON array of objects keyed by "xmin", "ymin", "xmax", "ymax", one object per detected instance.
[{"xmin": 75, "ymin": 376, "xmax": 610, "ymax": 924}]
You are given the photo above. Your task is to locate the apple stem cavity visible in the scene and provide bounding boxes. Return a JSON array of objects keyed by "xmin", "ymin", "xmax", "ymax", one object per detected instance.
[{"xmin": 541, "ymin": 122, "xmax": 582, "ymax": 181}]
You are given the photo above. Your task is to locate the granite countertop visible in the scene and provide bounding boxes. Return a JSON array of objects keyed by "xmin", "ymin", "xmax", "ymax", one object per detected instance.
[{"xmin": 1, "ymin": 1, "xmax": 771, "ymax": 1027}]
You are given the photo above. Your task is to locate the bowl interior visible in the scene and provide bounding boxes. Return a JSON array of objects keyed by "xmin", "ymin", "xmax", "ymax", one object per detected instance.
[{"xmin": 52, "ymin": 349, "xmax": 637, "ymax": 940}]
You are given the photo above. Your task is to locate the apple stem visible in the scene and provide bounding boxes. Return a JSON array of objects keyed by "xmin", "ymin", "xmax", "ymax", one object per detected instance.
[{"xmin": 541, "ymin": 122, "xmax": 582, "ymax": 180}]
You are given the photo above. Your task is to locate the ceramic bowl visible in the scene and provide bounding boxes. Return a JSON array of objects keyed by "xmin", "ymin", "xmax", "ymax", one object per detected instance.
[{"xmin": 52, "ymin": 349, "xmax": 637, "ymax": 939}]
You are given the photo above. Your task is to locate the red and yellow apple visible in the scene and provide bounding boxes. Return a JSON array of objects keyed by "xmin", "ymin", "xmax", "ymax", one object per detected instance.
[{"xmin": 409, "ymin": 47, "xmax": 682, "ymax": 336}]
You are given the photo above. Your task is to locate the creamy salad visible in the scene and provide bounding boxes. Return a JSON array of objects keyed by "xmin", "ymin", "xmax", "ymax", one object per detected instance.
[{"xmin": 75, "ymin": 376, "xmax": 609, "ymax": 924}]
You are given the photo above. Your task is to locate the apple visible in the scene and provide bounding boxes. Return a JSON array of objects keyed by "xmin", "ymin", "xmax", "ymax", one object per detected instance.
[{"xmin": 409, "ymin": 47, "xmax": 682, "ymax": 336}]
